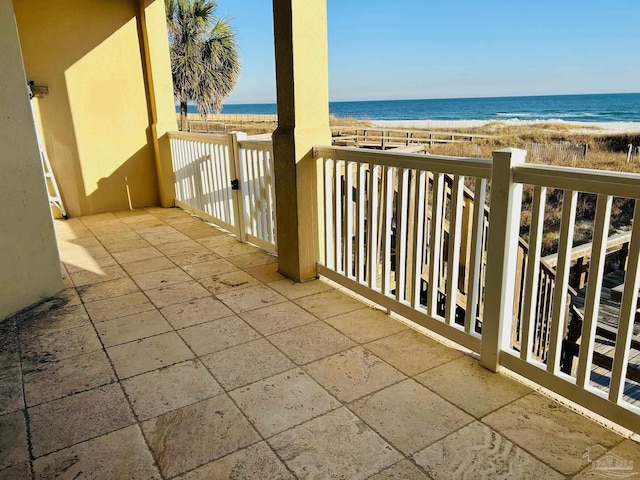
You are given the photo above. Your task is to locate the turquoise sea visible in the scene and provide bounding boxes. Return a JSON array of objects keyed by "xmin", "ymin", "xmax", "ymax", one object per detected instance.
[{"xmin": 184, "ymin": 92, "xmax": 640, "ymax": 124}]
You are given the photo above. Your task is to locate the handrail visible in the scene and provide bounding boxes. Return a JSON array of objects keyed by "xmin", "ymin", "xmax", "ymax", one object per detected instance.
[
  {"xmin": 314, "ymin": 145, "xmax": 492, "ymax": 179},
  {"xmin": 514, "ymin": 164, "xmax": 640, "ymax": 198},
  {"xmin": 542, "ymin": 231, "xmax": 632, "ymax": 267},
  {"xmin": 167, "ymin": 130, "xmax": 228, "ymax": 143}
]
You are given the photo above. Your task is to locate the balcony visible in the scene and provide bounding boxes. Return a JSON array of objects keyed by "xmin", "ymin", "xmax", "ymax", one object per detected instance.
[{"xmin": 1, "ymin": 206, "xmax": 637, "ymax": 478}]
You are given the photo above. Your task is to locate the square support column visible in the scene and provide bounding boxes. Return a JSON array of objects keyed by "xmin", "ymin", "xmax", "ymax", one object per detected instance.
[
  {"xmin": 0, "ymin": 0, "xmax": 62, "ymax": 319},
  {"xmin": 272, "ymin": 0, "xmax": 332, "ymax": 282}
]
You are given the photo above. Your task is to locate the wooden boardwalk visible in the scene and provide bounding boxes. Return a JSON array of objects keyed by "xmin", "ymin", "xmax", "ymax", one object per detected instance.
[{"xmin": 572, "ymin": 270, "xmax": 640, "ymax": 406}]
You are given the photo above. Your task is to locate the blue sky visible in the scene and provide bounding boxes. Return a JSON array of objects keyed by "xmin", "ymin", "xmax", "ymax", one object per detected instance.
[{"xmin": 215, "ymin": 0, "xmax": 640, "ymax": 104}]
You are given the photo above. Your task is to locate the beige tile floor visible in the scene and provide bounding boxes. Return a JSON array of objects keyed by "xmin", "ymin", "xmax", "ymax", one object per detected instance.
[{"xmin": 1, "ymin": 207, "xmax": 639, "ymax": 479}]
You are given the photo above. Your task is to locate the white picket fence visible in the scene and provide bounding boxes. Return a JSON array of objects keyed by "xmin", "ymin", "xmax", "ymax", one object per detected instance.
[{"xmin": 167, "ymin": 131, "xmax": 277, "ymax": 253}]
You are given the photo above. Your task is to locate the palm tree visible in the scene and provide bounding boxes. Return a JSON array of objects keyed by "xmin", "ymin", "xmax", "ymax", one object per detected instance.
[{"xmin": 165, "ymin": 0, "xmax": 240, "ymax": 130}]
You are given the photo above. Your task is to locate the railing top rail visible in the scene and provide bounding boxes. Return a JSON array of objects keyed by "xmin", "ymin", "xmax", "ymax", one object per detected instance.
[
  {"xmin": 542, "ymin": 230, "xmax": 632, "ymax": 267},
  {"xmin": 167, "ymin": 131, "xmax": 230, "ymax": 144},
  {"xmin": 314, "ymin": 145, "xmax": 492, "ymax": 179},
  {"xmin": 514, "ymin": 164, "xmax": 640, "ymax": 198},
  {"xmin": 238, "ymin": 139, "xmax": 273, "ymax": 151}
]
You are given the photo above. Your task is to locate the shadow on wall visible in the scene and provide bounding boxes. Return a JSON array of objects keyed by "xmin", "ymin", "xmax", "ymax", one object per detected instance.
[{"xmin": 14, "ymin": 0, "xmax": 163, "ymax": 217}]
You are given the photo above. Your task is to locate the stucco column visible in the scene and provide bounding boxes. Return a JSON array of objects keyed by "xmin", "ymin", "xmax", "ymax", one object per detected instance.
[
  {"xmin": 139, "ymin": 0, "xmax": 178, "ymax": 207},
  {"xmin": 0, "ymin": 0, "xmax": 62, "ymax": 319},
  {"xmin": 272, "ymin": 0, "xmax": 332, "ymax": 281}
]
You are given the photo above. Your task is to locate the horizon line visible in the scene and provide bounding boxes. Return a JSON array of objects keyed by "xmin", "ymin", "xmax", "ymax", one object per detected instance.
[{"xmin": 215, "ymin": 91, "xmax": 639, "ymax": 107}]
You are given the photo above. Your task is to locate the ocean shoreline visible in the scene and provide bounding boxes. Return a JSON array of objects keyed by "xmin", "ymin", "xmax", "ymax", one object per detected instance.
[{"xmin": 369, "ymin": 119, "xmax": 640, "ymax": 134}]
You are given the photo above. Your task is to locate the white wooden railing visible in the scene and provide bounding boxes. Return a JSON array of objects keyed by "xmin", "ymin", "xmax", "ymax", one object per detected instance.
[
  {"xmin": 168, "ymin": 133, "xmax": 640, "ymax": 433},
  {"xmin": 167, "ymin": 131, "xmax": 277, "ymax": 253},
  {"xmin": 314, "ymin": 145, "xmax": 640, "ymax": 433}
]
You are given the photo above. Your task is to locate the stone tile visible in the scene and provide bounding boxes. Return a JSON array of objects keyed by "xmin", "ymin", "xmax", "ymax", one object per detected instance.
[
  {"xmin": 144, "ymin": 233, "xmax": 192, "ymax": 247},
  {"xmin": 95, "ymin": 309, "xmax": 172, "ymax": 347},
  {"xmin": 85, "ymin": 292, "xmax": 155, "ymax": 323},
  {"xmin": 131, "ymin": 267, "xmax": 192, "ymax": 291},
  {"xmin": 268, "ymin": 321, "xmax": 355, "ymax": 364},
  {"xmin": 107, "ymin": 332, "xmax": 194, "ymax": 379},
  {"xmin": 112, "ymin": 246, "xmax": 163, "ymax": 264},
  {"xmin": 129, "ymin": 220, "xmax": 166, "ymax": 231},
  {"xmin": 118, "ymin": 212, "xmax": 156, "ymax": 223},
  {"xmin": 0, "ymin": 411, "xmax": 28, "ymax": 470},
  {"xmin": 103, "ymin": 238, "xmax": 151, "ymax": 254},
  {"xmin": 294, "ymin": 289, "xmax": 366, "ymax": 319},
  {"xmin": 33, "ymin": 425, "xmax": 159, "ymax": 480},
  {"xmin": 145, "ymin": 281, "xmax": 211, "ymax": 308},
  {"xmin": 182, "ymin": 259, "xmax": 240, "ymax": 280},
  {"xmin": 122, "ymin": 360, "xmax": 222, "ymax": 421},
  {"xmin": 201, "ymin": 339, "xmax": 294, "ymax": 391},
  {"xmin": 142, "ymin": 395, "xmax": 260, "ymax": 478},
  {"xmin": 23, "ymin": 350, "xmax": 115, "ymax": 406},
  {"xmin": 186, "ymin": 226, "xmax": 226, "ymax": 239},
  {"xmin": 176, "ymin": 442, "xmax": 294, "ymax": 480},
  {"xmin": 95, "ymin": 230, "xmax": 143, "ymax": 243},
  {"xmin": 217, "ymin": 285, "xmax": 287, "ymax": 313},
  {"xmin": 227, "ymin": 251, "xmax": 278, "ymax": 269},
  {"xmin": 483, "ymin": 393, "xmax": 622, "ymax": 475},
  {"xmin": 77, "ymin": 277, "xmax": 140, "ymax": 302},
  {"xmin": 121, "ymin": 256, "xmax": 176, "ymax": 276},
  {"xmin": 17, "ymin": 304, "xmax": 90, "ymax": 338},
  {"xmin": 197, "ymin": 235, "xmax": 238, "ymax": 249},
  {"xmin": 63, "ymin": 253, "xmax": 118, "ymax": 273},
  {"xmin": 0, "ymin": 462, "xmax": 30, "ymax": 480},
  {"xmin": 325, "ymin": 308, "xmax": 407, "ymax": 344},
  {"xmin": 269, "ymin": 407, "xmax": 402, "ymax": 479},
  {"xmin": 365, "ymin": 329, "xmax": 465, "ymax": 376},
  {"xmin": 230, "ymin": 368, "xmax": 340, "ymax": 437},
  {"xmin": 210, "ymin": 242, "xmax": 261, "ymax": 258},
  {"xmin": 245, "ymin": 263, "xmax": 286, "ymax": 283},
  {"xmin": 304, "ymin": 347, "xmax": 406, "ymax": 402},
  {"xmin": 267, "ymin": 278, "xmax": 334, "ymax": 300},
  {"xmin": 155, "ymin": 240, "xmax": 205, "ymax": 256},
  {"xmin": 21, "ymin": 325, "xmax": 102, "ymax": 365},
  {"xmin": 239, "ymin": 301, "xmax": 318, "ymax": 336},
  {"xmin": 26, "ymin": 288, "xmax": 81, "ymax": 312},
  {"xmin": 350, "ymin": 379, "xmax": 473, "ymax": 455},
  {"xmin": 29, "ymin": 383, "xmax": 134, "ymax": 458},
  {"xmin": 573, "ymin": 440, "xmax": 640, "ymax": 480},
  {"xmin": 415, "ymin": 355, "xmax": 532, "ymax": 418},
  {"xmin": 169, "ymin": 249, "xmax": 221, "ymax": 268},
  {"xmin": 414, "ymin": 422, "xmax": 563, "ymax": 480},
  {"xmin": 199, "ymin": 270, "xmax": 261, "ymax": 295},
  {"xmin": 69, "ymin": 263, "xmax": 127, "ymax": 287},
  {"xmin": 0, "ymin": 369, "xmax": 23, "ymax": 415},
  {"xmin": 179, "ymin": 316, "xmax": 260, "ymax": 356},
  {"xmin": 160, "ymin": 296, "xmax": 233, "ymax": 329},
  {"xmin": 368, "ymin": 460, "xmax": 431, "ymax": 480},
  {"xmin": 0, "ymin": 323, "xmax": 19, "ymax": 372}
]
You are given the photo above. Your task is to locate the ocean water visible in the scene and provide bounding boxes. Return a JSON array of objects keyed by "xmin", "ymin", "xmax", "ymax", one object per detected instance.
[{"xmin": 184, "ymin": 92, "xmax": 640, "ymax": 124}]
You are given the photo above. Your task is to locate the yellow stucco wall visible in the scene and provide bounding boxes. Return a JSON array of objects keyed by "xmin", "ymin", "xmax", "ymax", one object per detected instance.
[
  {"xmin": 0, "ymin": 0, "xmax": 63, "ymax": 319},
  {"xmin": 13, "ymin": 0, "xmax": 176, "ymax": 217}
]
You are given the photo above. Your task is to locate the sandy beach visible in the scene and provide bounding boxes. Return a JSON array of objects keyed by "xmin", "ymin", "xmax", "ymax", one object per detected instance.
[{"xmin": 370, "ymin": 119, "xmax": 640, "ymax": 134}]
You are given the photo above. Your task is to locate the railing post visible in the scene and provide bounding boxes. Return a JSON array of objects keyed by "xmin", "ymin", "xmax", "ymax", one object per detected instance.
[
  {"xmin": 228, "ymin": 131, "xmax": 248, "ymax": 243},
  {"xmin": 480, "ymin": 148, "xmax": 527, "ymax": 371}
]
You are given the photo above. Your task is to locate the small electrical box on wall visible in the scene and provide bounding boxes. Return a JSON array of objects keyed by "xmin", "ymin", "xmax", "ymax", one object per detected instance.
[{"xmin": 28, "ymin": 80, "xmax": 49, "ymax": 98}]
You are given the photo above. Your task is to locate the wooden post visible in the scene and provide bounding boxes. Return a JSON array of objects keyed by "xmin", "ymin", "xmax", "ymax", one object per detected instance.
[{"xmin": 480, "ymin": 148, "xmax": 527, "ymax": 371}]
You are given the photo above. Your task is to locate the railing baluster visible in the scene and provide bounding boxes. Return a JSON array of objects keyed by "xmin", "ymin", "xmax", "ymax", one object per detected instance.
[
  {"xmin": 576, "ymin": 194, "xmax": 612, "ymax": 387},
  {"xmin": 323, "ymin": 158, "xmax": 334, "ymax": 269},
  {"xmin": 547, "ymin": 189, "xmax": 578, "ymax": 375},
  {"xmin": 428, "ymin": 173, "xmax": 444, "ymax": 317},
  {"xmin": 356, "ymin": 163, "xmax": 366, "ymax": 283},
  {"xmin": 381, "ymin": 167, "xmax": 393, "ymax": 295},
  {"xmin": 465, "ymin": 178, "xmax": 486, "ymax": 334},
  {"xmin": 445, "ymin": 175, "xmax": 464, "ymax": 325},
  {"xmin": 396, "ymin": 168, "xmax": 409, "ymax": 303},
  {"xmin": 344, "ymin": 161, "xmax": 354, "ymax": 279},
  {"xmin": 520, "ymin": 186, "xmax": 547, "ymax": 360},
  {"xmin": 335, "ymin": 160, "xmax": 343, "ymax": 274},
  {"xmin": 410, "ymin": 171, "xmax": 426, "ymax": 308},
  {"xmin": 367, "ymin": 165, "xmax": 380, "ymax": 290},
  {"xmin": 610, "ymin": 204, "xmax": 640, "ymax": 403}
]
